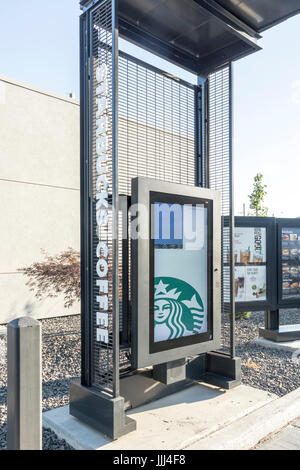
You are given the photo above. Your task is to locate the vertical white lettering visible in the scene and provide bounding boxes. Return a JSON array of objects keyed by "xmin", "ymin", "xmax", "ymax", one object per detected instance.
[{"xmin": 95, "ymin": 64, "xmax": 110, "ymax": 344}]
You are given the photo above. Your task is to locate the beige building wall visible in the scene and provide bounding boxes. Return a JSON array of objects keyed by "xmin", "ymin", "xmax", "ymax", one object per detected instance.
[{"xmin": 0, "ymin": 75, "xmax": 80, "ymax": 324}]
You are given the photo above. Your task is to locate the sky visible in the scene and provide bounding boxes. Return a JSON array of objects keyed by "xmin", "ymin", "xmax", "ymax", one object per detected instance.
[{"xmin": 0, "ymin": 1, "xmax": 300, "ymax": 218}]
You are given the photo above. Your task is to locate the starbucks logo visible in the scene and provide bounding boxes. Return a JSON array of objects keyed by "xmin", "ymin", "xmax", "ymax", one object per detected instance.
[{"xmin": 154, "ymin": 277, "xmax": 205, "ymax": 341}]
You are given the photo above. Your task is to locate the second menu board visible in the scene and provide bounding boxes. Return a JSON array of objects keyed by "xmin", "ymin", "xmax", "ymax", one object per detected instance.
[
  {"xmin": 234, "ymin": 227, "xmax": 267, "ymax": 302},
  {"xmin": 281, "ymin": 228, "xmax": 300, "ymax": 299}
]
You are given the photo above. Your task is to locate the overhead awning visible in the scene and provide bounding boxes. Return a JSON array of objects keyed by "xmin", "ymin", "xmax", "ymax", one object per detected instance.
[
  {"xmin": 80, "ymin": 0, "xmax": 300, "ymax": 75},
  {"xmin": 215, "ymin": 0, "xmax": 300, "ymax": 32},
  {"xmin": 118, "ymin": 0, "xmax": 261, "ymax": 75}
]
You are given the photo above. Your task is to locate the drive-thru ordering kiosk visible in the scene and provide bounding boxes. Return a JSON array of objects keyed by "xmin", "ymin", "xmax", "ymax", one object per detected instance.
[
  {"xmin": 234, "ymin": 216, "xmax": 300, "ymax": 342},
  {"xmin": 70, "ymin": 0, "xmax": 300, "ymax": 439},
  {"xmin": 131, "ymin": 178, "xmax": 221, "ymax": 369}
]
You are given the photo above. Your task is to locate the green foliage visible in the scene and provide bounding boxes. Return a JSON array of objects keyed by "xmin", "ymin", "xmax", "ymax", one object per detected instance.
[
  {"xmin": 248, "ymin": 173, "xmax": 268, "ymax": 217},
  {"xmin": 235, "ymin": 311, "xmax": 252, "ymax": 320}
]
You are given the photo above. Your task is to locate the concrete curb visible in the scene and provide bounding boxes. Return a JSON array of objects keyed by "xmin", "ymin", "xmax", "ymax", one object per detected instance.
[
  {"xmin": 42, "ymin": 384, "xmax": 275, "ymax": 450},
  {"xmin": 254, "ymin": 337, "xmax": 300, "ymax": 353},
  {"xmin": 43, "ymin": 407, "xmax": 108, "ymax": 451},
  {"xmin": 185, "ymin": 387, "xmax": 300, "ymax": 450}
]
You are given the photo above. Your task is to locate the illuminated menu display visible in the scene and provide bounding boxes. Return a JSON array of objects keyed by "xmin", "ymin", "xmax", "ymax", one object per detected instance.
[
  {"xmin": 153, "ymin": 202, "xmax": 208, "ymax": 343},
  {"xmin": 281, "ymin": 228, "xmax": 300, "ymax": 299}
]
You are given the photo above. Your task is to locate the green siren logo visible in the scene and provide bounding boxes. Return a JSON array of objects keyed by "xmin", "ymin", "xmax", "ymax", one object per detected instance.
[{"xmin": 154, "ymin": 277, "xmax": 205, "ymax": 341}]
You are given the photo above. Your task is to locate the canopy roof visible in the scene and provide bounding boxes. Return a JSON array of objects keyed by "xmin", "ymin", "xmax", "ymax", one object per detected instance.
[
  {"xmin": 80, "ymin": 0, "xmax": 300, "ymax": 74},
  {"xmin": 215, "ymin": 0, "xmax": 300, "ymax": 32}
]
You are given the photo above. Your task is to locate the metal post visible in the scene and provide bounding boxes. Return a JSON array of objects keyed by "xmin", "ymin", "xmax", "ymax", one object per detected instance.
[
  {"xmin": 7, "ymin": 317, "xmax": 42, "ymax": 450},
  {"xmin": 265, "ymin": 309, "xmax": 280, "ymax": 330},
  {"xmin": 197, "ymin": 75, "xmax": 209, "ymax": 188},
  {"xmin": 80, "ymin": 8, "xmax": 92, "ymax": 388},
  {"xmin": 229, "ymin": 62, "xmax": 236, "ymax": 359}
]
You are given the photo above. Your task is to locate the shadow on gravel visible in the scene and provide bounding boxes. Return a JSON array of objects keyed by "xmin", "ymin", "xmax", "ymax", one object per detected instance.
[
  {"xmin": 0, "ymin": 387, "xmax": 6, "ymax": 407},
  {"xmin": 0, "ymin": 422, "xmax": 7, "ymax": 450}
]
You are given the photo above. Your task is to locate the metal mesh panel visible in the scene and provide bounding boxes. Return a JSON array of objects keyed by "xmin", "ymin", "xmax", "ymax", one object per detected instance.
[
  {"xmin": 207, "ymin": 64, "xmax": 234, "ymax": 355},
  {"xmin": 118, "ymin": 54, "xmax": 197, "ymax": 195},
  {"xmin": 90, "ymin": 1, "xmax": 115, "ymax": 393},
  {"xmin": 117, "ymin": 54, "xmax": 198, "ymax": 352}
]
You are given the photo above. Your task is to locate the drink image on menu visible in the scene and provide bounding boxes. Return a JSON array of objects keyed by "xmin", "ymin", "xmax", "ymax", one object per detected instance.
[
  {"xmin": 226, "ymin": 248, "xmax": 238, "ymax": 264},
  {"xmin": 253, "ymin": 253, "xmax": 263, "ymax": 263},
  {"xmin": 240, "ymin": 247, "xmax": 250, "ymax": 264},
  {"xmin": 234, "ymin": 276, "xmax": 245, "ymax": 298}
]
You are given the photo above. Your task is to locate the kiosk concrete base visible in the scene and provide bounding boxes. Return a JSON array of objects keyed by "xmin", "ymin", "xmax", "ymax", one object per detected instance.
[
  {"xmin": 259, "ymin": 325, "xmax": 300, "ymax": 342},
  {"xmin": 119, "ymin": 353, "xmax": 241, "ymax": 411},
  {"xmin": 187, "ymin": 352, "xmax": 241, "ymax": 389},
  {"xmin": 69, "ymin": 381, "xmax": 136, "ymax": 440},
  {"xmin": 44, "ymin": 383, "xmax": 275, "ymax": 450},
  {"xmin": 254, "ymin": 337, "xmax": 300, "ymax": 353}
]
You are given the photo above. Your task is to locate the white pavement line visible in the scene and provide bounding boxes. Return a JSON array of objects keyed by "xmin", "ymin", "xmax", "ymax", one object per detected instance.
[{"xmin": 185, "ymin": 387, "xmax": 300, "ymax": 450}]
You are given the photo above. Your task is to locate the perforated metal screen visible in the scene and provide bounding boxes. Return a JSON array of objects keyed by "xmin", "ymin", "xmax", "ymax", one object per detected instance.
[
  {"xmin": 90, "ymin": 0, "xmax": 117, "ymax": 394},
  {"xmin": 118, "ymin": 53, "xmax": 197, "ymax": 194},
  {"xmin": 208, "ymin": 65, "xmax": 235, "ymax": 356},
  {"xmin": 117, "ymin": 53, "xmax": 200, "ymax": 355}
]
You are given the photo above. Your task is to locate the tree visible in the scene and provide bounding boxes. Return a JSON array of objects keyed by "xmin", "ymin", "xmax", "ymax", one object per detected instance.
[
  {"xmin": 19, "ymin": 248, "xmax": 80, "ymax": 308},
  {"xmin": 248, "ymin": 173, "xmax": 268, "ymax": 217}
]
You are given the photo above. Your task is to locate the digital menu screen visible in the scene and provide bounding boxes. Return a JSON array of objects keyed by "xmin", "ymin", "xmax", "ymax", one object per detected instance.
[
  {"xmin": 153, "ymin": 201, "xmax": 209, "ymax": 343},
  {"xmin": 233, "ymin": 227, "xmax": 267, "ymax": 302},
  {"xmin": 281, "ymin": 228, "xmax": 300, "ymax": 299}
]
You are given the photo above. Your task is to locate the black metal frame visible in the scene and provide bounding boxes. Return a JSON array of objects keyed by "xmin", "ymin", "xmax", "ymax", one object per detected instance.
[
  {"xmin": 234, "ymin": 216, "xmax": 277, "ymax": 313},
  {"xmin": 149, "ymin": 191, "xmax": 213, "ymax": 354},
  {"xmin": 75, "ymin": 0, "xmax": 242, "ymax": 439},
  {"xmin": 79, "ymin": 10, "xmax": 92, "ymax": 388}
]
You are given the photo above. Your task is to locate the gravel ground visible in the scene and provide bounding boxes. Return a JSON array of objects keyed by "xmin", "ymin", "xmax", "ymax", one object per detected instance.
[
  {"xmin": 222, "ymin": 309, "xmax": 300, "ymax": 396},
  {"xmin": 0, "ymin": 310, "xmax": 299, "ymax": 450}
]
